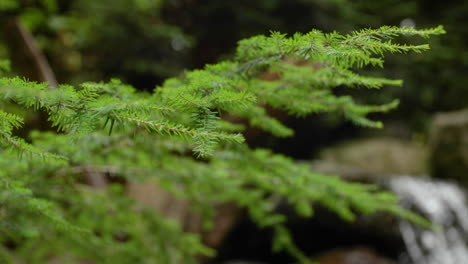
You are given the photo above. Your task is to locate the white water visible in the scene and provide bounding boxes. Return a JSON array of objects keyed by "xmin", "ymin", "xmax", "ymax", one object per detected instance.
[{"xmin": 388, "ymin": 176, "xmax": 468, "ymax": 264}]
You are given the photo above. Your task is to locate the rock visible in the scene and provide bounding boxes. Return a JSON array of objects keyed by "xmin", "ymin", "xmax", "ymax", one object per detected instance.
[
  {"xmin": 312, "ymin": 247, "xmax": 397, "ymax": 264},
  {"xmin": 223, "ymin": 261, "xmax": 269, "ymax": 264},
  {"xmin": 312, "ymin": 137, "xmax": 428, "ymax": 181},
  {"xmin": 126, "ymin": 180, "xmax": 242, "ymax": 250},
  {"xmin": 126, "ymin": 181, "xmax": 195, "ymax": 228},
  {"xmin": 429, "ymin": 109, "xmax": 468, "ymax": 186}
]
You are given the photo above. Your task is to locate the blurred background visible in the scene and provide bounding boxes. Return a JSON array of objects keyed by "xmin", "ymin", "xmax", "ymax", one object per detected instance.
[
  {"xmin": 1, "ymin": 0, "xmax": 467, "ymax": 263},
  {"xmin": 1, "ymin": 0, "xmax": 467, "ymax": 155}
]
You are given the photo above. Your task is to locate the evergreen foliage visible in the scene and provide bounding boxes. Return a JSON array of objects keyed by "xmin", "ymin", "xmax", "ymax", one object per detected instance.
[
  {"xmin": 310, "ymin": 0, "xmax": 468, "ymax": 132},
  {"xmin": 0, "ymin": 25, "xmax": 444, "ymax": 263}
]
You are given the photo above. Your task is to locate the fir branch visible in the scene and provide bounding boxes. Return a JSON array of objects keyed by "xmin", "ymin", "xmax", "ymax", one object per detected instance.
[
  {"xmin": 0, "ymin": 131, "xmax": 66, "ymax": 160},
  {"xmin": 342, "ymin": 25, "xmax": 446, "ymax": 44},
  {"xmin": 113, "ymin": 113, "xmax": 245, "ymax": 155},
  {"xmin": 0, "ymin": 110, "xmax": 23, "ymax": 129}
]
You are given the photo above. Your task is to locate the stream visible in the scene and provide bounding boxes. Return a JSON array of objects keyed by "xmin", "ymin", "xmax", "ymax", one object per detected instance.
[{"xmin": 389, "ymin": 176, "xmax": 468, "ymax": 264}]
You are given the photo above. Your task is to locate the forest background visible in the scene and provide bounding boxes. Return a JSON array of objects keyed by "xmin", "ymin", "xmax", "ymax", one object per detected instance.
[{"xmin": 0, "ymin": 0, "xmax": 466, "ymax": 263}]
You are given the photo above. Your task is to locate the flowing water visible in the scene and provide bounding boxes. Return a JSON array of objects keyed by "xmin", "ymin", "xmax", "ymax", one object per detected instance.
[{"xmin": 388, "ymin": 176, "xmax": 468, "ymax": 264}]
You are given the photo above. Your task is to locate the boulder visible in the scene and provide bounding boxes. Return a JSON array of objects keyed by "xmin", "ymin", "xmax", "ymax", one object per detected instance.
[
  {"xmin": 429, "ymin": 109, "xmax": 468, "ymax": 186},
  {"xmin": 312, "ymin": 137, "xmax": 428, "ymax": 182}
]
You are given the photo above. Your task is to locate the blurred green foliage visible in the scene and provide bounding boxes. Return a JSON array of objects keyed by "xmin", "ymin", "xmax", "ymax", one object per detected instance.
[{"xmin": 2, "ymin": 0, "xmax": 462, "ymax": 136}]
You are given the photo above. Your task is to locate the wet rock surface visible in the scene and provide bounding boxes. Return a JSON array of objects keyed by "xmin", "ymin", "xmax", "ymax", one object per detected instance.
[
  {"xmin": 222, "ymin": 261, "xmax": 270, "ymax": 264},
  {"xmin": 312, "ymin": 247, "xmax": 397, "ymax": 264},
  {"xmin": 220, "ymin": 247, "xmax": 397, "ymax": 264}
]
